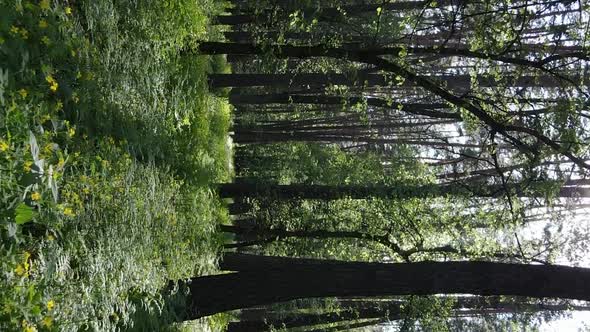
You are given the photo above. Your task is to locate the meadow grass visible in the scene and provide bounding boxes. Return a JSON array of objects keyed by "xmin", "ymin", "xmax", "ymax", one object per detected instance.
[{"xmin": 1, "ymin": 0, "xmax": 231, "ymax": 330}]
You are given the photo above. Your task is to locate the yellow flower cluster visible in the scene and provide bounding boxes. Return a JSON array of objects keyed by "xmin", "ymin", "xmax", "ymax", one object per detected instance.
[
  {"xmin": 46, "ymin": 300, "xmax": 55, "ymax": 311},
  {"xmin": 10, "ymin": 26, "xmax": 28, "ymax": 39},
  {"xmin": 41, "ymin": 316, "xmax": 52, "ymax": 328},
  {"xmin": 0, "ymin": 140, "xmax": 8, "ymax": 152},
  {"xmin": 31, "ymin": 192, "xmax": 41, "ymax": 201},
  {"xmin": 45, "ymin": 75, "xmax": 58, "ymax": 92},
  {"xmin": 14, "ymin": 252, "xmax": 31, "ymax": 277},
  {"xmin": 21, "ymin": 320, "xmax": 37, "ymax": 332},
  {"xmin": 23, "ymin": 160, "xmax": 33, "ymax": 172},
  {"xmin": 39, "ymin": 19, "xmax": 48, "ymax": 29},
  {"xmin": 63, "ymin": 207, "xmax": 75, "ymax": 217}
]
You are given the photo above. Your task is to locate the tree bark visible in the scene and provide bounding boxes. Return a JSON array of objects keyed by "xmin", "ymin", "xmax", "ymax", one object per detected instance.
[
  {"xmin": 184, "ymin": 253, "xmax": 590, "ymax": 318},
  {"xmin": 210, "ymin": 73, "xmax": 568, "ymax": 89},
  {"xmin": 217, "ymin": 181, "xmax": 589, "ymax": 200}
]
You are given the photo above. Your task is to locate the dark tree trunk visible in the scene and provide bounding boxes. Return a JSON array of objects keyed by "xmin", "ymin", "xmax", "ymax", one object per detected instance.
[
  {"xmin": 228, "ymin": 93, "xmax": 458, "ymax": 120},
  {"xmin": 183, "ymin": 253, "xmax": 590, "ymax": 319},
  {"xmin": 210, "ymin": 73, "xmax": 567, "ymax": 89},
  {"xmin": 217, "ymin": 181, "xmax": 589, "ymax": 200}
]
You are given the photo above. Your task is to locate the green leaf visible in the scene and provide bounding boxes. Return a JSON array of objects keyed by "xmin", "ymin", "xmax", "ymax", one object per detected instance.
[{"xmin": 15, "ymin": 203, "xmax": 35, "ymax": 224}]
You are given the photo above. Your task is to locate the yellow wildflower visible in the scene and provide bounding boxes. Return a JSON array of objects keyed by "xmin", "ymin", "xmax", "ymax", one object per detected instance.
[
  {"xmin": 14, "ymin": 264, "xmax": 26, "ymax": 276},
  {"xmin": 24, "ymin": 325, "xmax": 37, "ymax": 332},
  {"xmin": 47, "ymin": 234, "xmax": 55, "ymax": 241},
  {"xmin": 63, "ymin": 207, "xmax": 75, "ymax": 217},
  {"xmin": 41, "ymin": 317, "xmax": 52, "ymax": 328},
  {"xmin": 18, "ymin": 89, "xmax": 28, "ymax": 98},
  {"xmin": 46, "ymin": 74, "xmax": 59, "ymax": 91},
  {"xmin": 0, "ymin": 140, "xmax": 8, "ymax": 152},
  {"xmin": 41, "ymin": 36, "xmax": 50, "ymax": 45},
  {"xmin": 65, "ymin": 6, "xmax": 72, "ymax": 14},
  {"xmin": 68, "ymin": 127, "xmax": 76, "ymax": 137},
  {"xmin": 43, "ymin": 143, "xmax": 53, "ymax": 154},
  {"xmin": 20, "ymin": 29, "xmax": 29, "ymax": 40},
  {"xmin": 31, "ymin": 192, "xmax": 41, "ymax": 201},
  {"xmin": 23, "ymin": 160, "xmax": 33, "ymax": 172},
  {"xmin": 45, "ymin": 74, "xmax": 55, "ymax": 84},
  {"xmin": 46, "ymin": 300, "xmax": 55, "ymax": 311},
  {"xmin": 55, "ymin": 101, "xmax": 63, "ymax": 110},
  {"xmin": 10, "ymin": 26, "xmax": 19, "ymax": 34},
  {"xmin": 39, "ymin": 0, "xmax": 50, "ymax": 10},
  {"xmin": 21, "ymin": 320, "xmax": 37, "ymax": 332},
  {"xmin": 39, "ymin": 19, "xmax": 48, "ymax": 28},
  {"xmin": 23, "ymin": 251, "xmax": 31, "ymax": 262}
]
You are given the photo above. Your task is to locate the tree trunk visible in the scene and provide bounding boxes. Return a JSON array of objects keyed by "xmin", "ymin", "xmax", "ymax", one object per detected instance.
[
  {"xmin": 217, "ymin": 181, "xmax": 588, "ymax": 200},
  {"xmin": 183, "ymin": 253, "xmax": 590, "ymax": 318},
  {"xmin": 210, "ymin": 73, "xmax": 567, "ymax": 89}
]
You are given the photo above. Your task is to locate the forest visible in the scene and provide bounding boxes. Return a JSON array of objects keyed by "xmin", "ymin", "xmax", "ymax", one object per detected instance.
[{"xmin": 1, "ymin": 0, "xmax": 589, "ymax": 331}]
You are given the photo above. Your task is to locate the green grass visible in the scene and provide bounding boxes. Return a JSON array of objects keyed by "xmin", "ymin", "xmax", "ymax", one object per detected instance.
[{"xmin": 1, "ymin": 0, "xmax": 231, "ymax": 331}]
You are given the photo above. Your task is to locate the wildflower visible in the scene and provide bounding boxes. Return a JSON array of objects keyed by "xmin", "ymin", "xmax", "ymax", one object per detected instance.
[
  {"xmin": 63, "ymin": 207, "xmax": 75, "ymax": 217},
  {"xmin": 14, "ymin": 264, "xmax": 26, "ymax": 276},
  {"xmin": 41, "ymin": 36, "xmax": 50, "ymax": 45},
  {"xmin": 39, "ymin": 0, "xmax": 50, "ymax": 10},
  {"xmin": 31, "ymin": 192, "xmax": 41, "ymax": 201},
  {"xmin": 23, "ymin": 160, "xmax": 33, "ymax": 172},
  {"xmin": 55, "ymin": 101, "xmax": 63, "ymax": 110},
  {"xmin": 41, "ymin": 317, "xmax": 52, "ymax": 328},
  {"xmin": 46, "ymin": 74, "xmax": 58, "ymax": 92},
  {"xmin": 47, "ymin": 234, "xmax": 55, "ymax": 241},
  {"xmin": 65, "ymin": 6, "xmax": 72, "ymax": 14},
  {"xmin": 0, "ymin": 140, "xmax": 8, "ymax": 152},
  {"xmin": 46, "ymin": 300, "xmax": 55, "ymax": 311},
  {"xmin": 21, "ymin": 320, "xmax": 37, "ymax": 332},
  {"xmin": 39, "ymin": 19, "xmax": 48, "ymax": 28},
  {"xmin": 68, "ymin": 127, "xmax": 75, "ymax": 137},
  {"xmin": 14, "ymin": 252, "xmax": 30, "ymax": 276},
  {"xmin": 10, "ymin": 26, "xmax": 19, "ymax": 34},
  {"xmin": 18, "ymin": 89, "xmax": 28, "ymax": 98},
  {"xmin": 43, "ymin": 143, "xmax": 53, "ymax": 154},
  {"xmin": 20, "ymin": 29, "xmax": 29, "ymax": 40}
]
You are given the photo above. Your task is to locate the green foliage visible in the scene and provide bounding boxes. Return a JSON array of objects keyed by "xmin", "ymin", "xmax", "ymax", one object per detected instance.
[{"xmin": 0, "ymin": 0, "xmax": 230, "ymax": 330}]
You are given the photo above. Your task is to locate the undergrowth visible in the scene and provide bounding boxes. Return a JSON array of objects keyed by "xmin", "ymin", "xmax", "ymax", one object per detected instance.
[{"xmin": 1, "ymin": 0, "xmax": 231, "ymax": 330}]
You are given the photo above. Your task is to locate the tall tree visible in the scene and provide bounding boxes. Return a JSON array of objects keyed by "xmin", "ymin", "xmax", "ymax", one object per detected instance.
[{"xmin": 181, "ymin": 253, "xmax": 590, "ymax": 319}]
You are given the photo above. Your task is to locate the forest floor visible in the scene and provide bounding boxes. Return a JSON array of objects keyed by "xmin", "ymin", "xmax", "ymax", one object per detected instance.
[{"xmin": 1, "ymin": 1, "xmax": 232, "ymax": 331}]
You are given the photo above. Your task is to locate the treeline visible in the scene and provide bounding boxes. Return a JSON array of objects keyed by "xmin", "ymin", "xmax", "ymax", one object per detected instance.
[{"xmin": 177, "ymin": 0, "xmax": 589, "ymax": 330}]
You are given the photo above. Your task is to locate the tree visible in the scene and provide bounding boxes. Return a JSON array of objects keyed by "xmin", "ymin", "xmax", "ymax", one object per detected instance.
[{"xmin": 180, "ymin": 253, "xmax": 590, "ymax": 319}]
